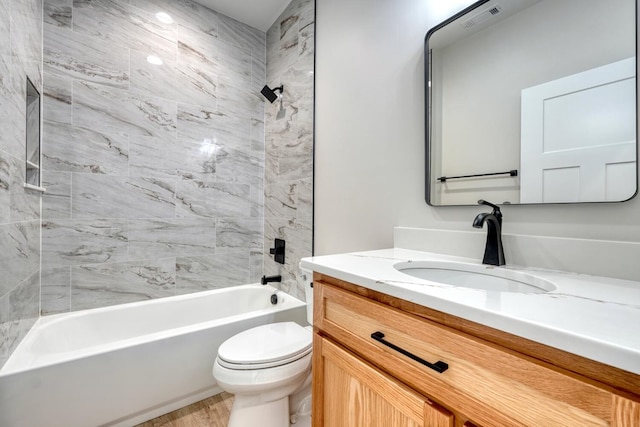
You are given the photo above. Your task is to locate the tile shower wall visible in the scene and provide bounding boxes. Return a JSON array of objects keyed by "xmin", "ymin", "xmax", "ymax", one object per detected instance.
[
  {"xmin": 264, "ymin": 0, "xmax": 314, "ymax": 300},
  {"xmin": 41, "ymin": 0, "xmax": 266, "ymax": 314},
  {"xmin": 0, "ymin": 0, "xmax": 43, "ymax": 367}
]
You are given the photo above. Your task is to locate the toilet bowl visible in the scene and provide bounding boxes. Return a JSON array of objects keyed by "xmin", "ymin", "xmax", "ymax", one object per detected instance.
[{"xmin": 212, "ymin": 268, "xmax": 314, "ymax": 427}]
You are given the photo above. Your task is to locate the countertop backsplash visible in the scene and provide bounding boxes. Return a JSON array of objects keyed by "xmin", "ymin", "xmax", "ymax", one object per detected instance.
[{"xmin": 394, "ymin": 227, "xmax": 640, "ymax": 283}]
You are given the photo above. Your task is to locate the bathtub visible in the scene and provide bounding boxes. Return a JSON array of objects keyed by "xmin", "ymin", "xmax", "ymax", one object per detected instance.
[{"xmin": 0, "ymin": 284, "xmax": 307, "ymax": 427}]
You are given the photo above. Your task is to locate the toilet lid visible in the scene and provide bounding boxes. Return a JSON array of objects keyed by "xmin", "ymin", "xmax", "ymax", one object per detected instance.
[{"xmin": 218, "ymin": 322, "xmax": 312, "ymax": 369}]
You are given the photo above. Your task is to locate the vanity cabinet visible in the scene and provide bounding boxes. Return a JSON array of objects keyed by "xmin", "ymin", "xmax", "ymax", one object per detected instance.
[
  {"xmin": 316, "ymin": 336, "xmax": 453, "ymax": 426},
  {"xmin": 312, "ymin": 275, "xmax": 640, "ymax": 426}
]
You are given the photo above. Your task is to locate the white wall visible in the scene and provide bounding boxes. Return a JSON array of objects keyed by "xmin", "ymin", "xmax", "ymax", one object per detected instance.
[{"xmin": 315, "ymin": 0, "xmax": 640, "ymax": 255}]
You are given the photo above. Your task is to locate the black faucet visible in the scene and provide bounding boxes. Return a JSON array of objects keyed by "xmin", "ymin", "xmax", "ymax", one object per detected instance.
[
  {"xmin": 472, "ymin": 200, "xmax": 506, "ymax": 266},
  {"xmin": 261, "ymin": 275, "xmax": 282, "ymax": 285}
]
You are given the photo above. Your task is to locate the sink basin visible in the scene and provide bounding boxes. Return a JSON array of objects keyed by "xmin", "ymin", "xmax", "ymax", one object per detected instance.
[{"xmin": 394, "ymin": 261, "xmax": 556, "ymax": 293}]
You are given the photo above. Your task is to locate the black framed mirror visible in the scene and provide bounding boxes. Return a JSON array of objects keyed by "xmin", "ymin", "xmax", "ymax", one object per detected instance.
[{"xmin": 425, "ymin": 0, "xmax": 637, "ymax": 206}]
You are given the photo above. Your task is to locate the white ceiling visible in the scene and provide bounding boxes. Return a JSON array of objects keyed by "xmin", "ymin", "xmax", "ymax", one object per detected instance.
[{"xmin": 195, "ymin": 0, "xmax": 292, "ymax": 32}]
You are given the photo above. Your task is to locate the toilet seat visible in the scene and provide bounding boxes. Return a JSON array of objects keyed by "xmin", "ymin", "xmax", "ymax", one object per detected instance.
[{"xmin": 217, "ymin": 322, "xmax": 312, "ymax": 370}]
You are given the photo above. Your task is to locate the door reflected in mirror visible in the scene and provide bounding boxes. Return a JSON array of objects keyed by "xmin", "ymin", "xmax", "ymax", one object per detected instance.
[{"xmin": 425, "ymin": 0, "xmax": 637, "ymax": 206}]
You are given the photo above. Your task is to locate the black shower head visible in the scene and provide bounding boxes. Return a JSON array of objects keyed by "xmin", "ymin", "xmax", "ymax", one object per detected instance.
[{"xmin": 261, "ymin": 84, "xmax": 283, "ymax": 103}]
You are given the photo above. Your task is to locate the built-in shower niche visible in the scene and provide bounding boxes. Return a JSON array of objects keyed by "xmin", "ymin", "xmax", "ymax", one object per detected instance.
[{"xmin": 24, "ymin": 77, "xmax": 44, "ymax": 192}]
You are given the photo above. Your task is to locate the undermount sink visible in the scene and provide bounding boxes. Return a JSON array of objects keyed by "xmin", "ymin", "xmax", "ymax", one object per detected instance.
[{"xmin": 394, "ymin": 261, "xmax": 556, "ymax": 294}]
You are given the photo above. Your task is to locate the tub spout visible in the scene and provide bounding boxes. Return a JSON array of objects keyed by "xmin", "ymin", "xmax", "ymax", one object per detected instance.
[{"xmin": 261, "ymin": 275, "xmax": 282, "ymax": 285}]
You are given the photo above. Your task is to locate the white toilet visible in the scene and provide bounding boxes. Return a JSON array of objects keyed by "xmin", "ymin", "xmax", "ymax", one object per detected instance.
[{"xmin": 212, "ymin": 269, "xmax": 314, "ymax": 427}]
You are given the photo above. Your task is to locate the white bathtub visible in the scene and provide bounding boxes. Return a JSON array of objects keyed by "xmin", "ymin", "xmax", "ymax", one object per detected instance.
[{"xmin": 0, "ymin": 284, "xmax": 307, "ymax": 427}]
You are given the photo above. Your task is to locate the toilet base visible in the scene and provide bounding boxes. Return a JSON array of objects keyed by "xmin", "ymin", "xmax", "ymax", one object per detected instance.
[
  {"xmin": 228, "ymin": 395, "xmax": 289, "ymax": 427},
  {"xmin": 289, "ymin": 392, "xmax": 311, "ymax": 427},
  {"xmin": 226, "ymin": 375, "xmax": 312, "ymax": 427},
  {"xmin": 290, "ymin": 413, "xmax": 311, "ymax": 427}
]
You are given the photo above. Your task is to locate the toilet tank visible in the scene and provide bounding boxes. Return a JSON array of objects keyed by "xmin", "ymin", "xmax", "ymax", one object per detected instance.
[{"xmin": 300, "ymin": 267, "xmax": 314, "ymax": 325}]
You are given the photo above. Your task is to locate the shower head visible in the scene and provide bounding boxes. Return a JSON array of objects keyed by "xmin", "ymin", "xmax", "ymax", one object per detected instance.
[{"xmin": 261, "ymin": 84, "xmax": 283, "ymax": 103}]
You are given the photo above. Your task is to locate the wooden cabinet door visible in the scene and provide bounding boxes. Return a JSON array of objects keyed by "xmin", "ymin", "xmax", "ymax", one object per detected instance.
[
  {"xmin": 313, "ymin": 334, "xmax": 453, "ymax": 427},
  {"xmin": 612, "ymin": 395, "xmax": 640, "ymax": 426}
]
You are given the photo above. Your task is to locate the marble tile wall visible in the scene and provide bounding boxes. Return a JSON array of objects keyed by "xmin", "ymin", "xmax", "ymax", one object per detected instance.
[
  {"xmin": 264, "ymin": 0, "xmax": 315, "ymax": 300},
  {"xmin": 41, "ymin": 0, "xmax": 267, "ymax": 314},
  {"xmin": 0, "ymin": 0, "xmax": 43, "ymax": 367}
]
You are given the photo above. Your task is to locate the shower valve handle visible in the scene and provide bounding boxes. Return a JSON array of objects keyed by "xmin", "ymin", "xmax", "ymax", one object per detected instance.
[{"xmin": 269, "ymin": 239, "xmax": 285, "ymax": 264}]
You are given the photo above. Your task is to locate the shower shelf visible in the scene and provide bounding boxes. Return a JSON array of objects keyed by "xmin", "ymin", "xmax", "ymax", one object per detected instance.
[
  {"xmin": 26, "ymin": 160, "xmax": 40, "ymax": 170},
  {"xmin": 23, "ymin": 183, "xmax": 46, "ymax": 193}
]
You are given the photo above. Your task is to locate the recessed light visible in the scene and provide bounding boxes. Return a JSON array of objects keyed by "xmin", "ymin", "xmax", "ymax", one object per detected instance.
[
  {"xmin": 155, "ymin": 12, "xmax": 174, "ymax": 24},
  {"xmin": 147, "ymin": 55, "xmax": 163, "ymax": 65}
]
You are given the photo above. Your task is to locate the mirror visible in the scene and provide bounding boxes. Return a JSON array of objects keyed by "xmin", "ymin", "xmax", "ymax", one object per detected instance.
[
  {"xmin": 425, "ymin": 0, "xmax": 637, "ymax": 206},
  {"xmin": 25, "ymin": 77, "xmax": 41, "ymax": 188}
]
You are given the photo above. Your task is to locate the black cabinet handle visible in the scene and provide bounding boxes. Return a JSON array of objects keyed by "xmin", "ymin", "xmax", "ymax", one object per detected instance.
[{"xmin": 371, "ymin": 331, "xmax": 448, "ymax": 373}]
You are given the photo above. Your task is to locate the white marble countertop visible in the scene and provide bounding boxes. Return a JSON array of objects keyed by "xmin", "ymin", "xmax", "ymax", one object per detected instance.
[{"xmin": 300, "ymin": 248, "xmax": 640, "ymax": 375}]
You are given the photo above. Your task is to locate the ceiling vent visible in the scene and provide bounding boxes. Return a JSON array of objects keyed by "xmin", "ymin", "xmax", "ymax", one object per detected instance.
[{"xmin": 460, "ymin": 4, "xmax": 503, "ymax": 29}]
